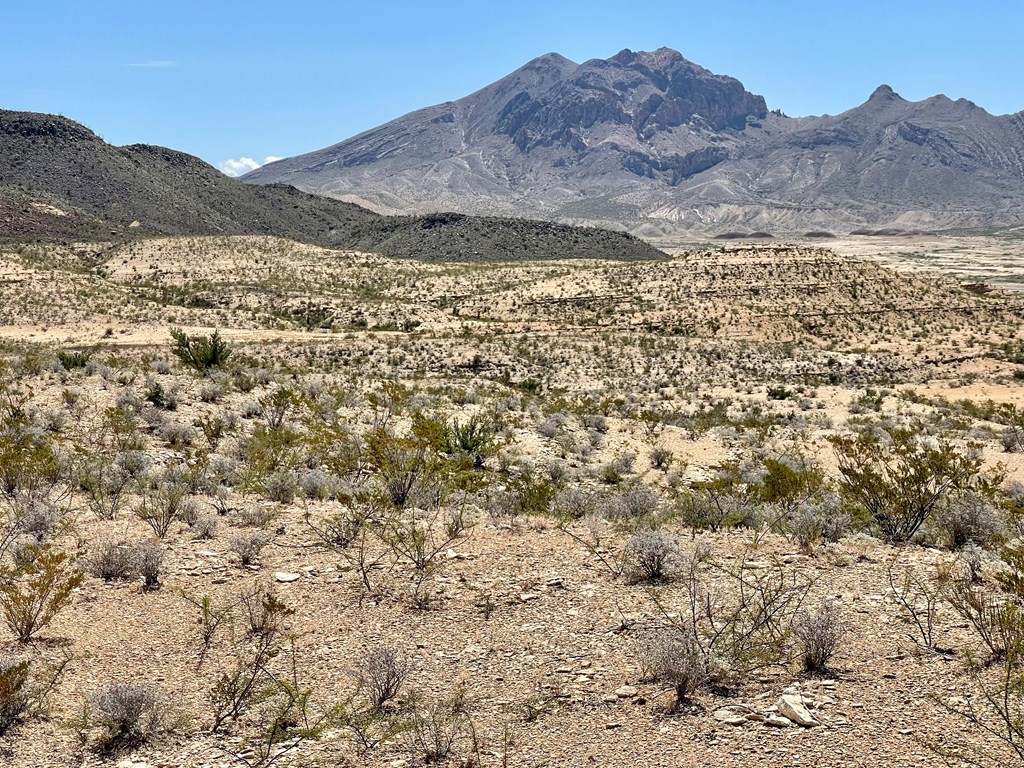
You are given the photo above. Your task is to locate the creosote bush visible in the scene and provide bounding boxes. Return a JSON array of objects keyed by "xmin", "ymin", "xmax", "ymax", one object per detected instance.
[
  {"xmin": 831, "ymin": 423, "xmax": 989, "ymax": 543},
  {"xmin": 0, "ymin": 543, "xmax": 82, "ymax": 641}
]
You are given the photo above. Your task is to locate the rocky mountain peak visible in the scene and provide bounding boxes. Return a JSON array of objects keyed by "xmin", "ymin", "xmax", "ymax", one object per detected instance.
[
  {"xmin": 868, "ymin": 84, "xmax": 904, "ymax": 102},
  {"xmin": 241, "ymin": 50, "xmax": 1024, "ymax": 235}
]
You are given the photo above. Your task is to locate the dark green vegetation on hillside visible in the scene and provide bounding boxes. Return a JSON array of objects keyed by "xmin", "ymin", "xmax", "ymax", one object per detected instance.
[{"xmin": 0, "ymin": 110, "xmax": 663, "ymax": 262}]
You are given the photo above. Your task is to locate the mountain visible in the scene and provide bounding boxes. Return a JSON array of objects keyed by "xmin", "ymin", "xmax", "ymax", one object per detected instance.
[
  {"xmin": 0, "ymin": 109, "xmax": 662, "ymax": 261},
  {"xmin": 243, "ymin": 48, "xmax": 1024, "ymax": 236}
]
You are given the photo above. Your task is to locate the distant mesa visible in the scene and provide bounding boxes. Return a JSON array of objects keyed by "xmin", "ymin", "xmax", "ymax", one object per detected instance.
[
  {"xmin": 714, "ymin": 231, "xmax": 774, "ymax": 240},
  {"xmin": 803, "ymin": 231, "xmax": 837, "ymax": 239},
  {"xmin": 849, "ymin": 228, "xmax": 929, "ymax": 237}
]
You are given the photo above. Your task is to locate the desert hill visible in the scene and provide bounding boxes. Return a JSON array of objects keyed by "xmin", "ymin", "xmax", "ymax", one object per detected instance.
[{"xmin": 0, "ymin": 109, "xmax": 662, "ymax": 261}]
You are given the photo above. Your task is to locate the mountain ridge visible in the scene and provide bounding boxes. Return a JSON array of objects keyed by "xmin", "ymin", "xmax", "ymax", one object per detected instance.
[
  {"xmin": 0, "ymin": 108, "xmax": 663, "ymax": 261},
  {"xmin": 243, "ymin": 48, "xmax": 1024, "ymax": 235}
]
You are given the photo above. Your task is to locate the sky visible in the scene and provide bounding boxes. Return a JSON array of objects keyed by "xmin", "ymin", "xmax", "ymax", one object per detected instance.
[{"xmin": 3, "ymin": 1, "xmax": 1022, "ymax": 175}]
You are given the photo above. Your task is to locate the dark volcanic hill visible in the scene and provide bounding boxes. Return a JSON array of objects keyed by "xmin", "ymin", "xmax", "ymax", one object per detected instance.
[
  {"xmin": 0, "ymin": 110, "xmax": 662, "ymax": 261},
  {"xmin": 243, "ymin": 48, "xmax": 1024, "ymax": 236}
]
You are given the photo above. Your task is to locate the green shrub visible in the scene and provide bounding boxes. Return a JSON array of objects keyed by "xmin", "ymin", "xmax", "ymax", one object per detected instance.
[
  {"xmin": 56, "ymin": 350, "xmax": 91, "ymax": 370},
  {"xmin": 831, "ymin": 423, "xmax": 989, "ymax": 543},
  {"xmin": 169, "ymin": 328, "xmax": 231, "ymax": 374},
  {"xmin": 0, "ymin": 543, "xmax": 82, "ymax": 641}
]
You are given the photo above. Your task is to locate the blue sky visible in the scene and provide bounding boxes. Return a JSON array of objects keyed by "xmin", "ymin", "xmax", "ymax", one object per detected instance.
[{"xmin": 3, "ymin": 1, "xmax": 1022, "ymax": 175}]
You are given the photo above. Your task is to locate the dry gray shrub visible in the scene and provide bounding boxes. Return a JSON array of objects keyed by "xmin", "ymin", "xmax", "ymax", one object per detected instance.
[
  {"xmin": 793, "ymin": 601, "xmax": 845, "ymax": 672},
  {"xmin": 89, "ymin": 681, "xmax": 167, "ymax": 747},
  {"xmin": 623, "ymin": 530, "xmax": 680, "ymax": 584},
  {"xmin": 356, "ymin": 646, "xmax": 411, "ymax": 712}
]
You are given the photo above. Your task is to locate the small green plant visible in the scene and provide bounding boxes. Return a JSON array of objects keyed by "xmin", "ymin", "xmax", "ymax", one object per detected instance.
[
  {"xmin": 56, "ymin": 350, "xmax": 92, "ymax": 370},
  {"xmin": 0, "ymin": 543, "xmax": 83, "ymax": 642},
  {"xmin": 169, "ymin": 328, "xmax": 231, "ymax": 373}
]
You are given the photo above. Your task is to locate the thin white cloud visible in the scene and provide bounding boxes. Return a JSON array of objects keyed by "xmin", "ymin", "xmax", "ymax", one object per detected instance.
[
  {"xmin": 129, "ymin": 60, "xmax": 178, "ymax": 68},
  {"xmin": 218, "ymin": 156, "xmax": 284, "ymax": 177}
]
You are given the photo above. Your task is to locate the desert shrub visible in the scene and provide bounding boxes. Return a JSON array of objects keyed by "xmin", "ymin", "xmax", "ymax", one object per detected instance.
[
  {"xmin": 788, "ymin": 498, "xmax": 850, "ymax": 554},
  {"xmin": 0, "ymin": 420, "xmax": 63, "ymax": 499},
  {"xmin": 488, "ymin": 469, "xmax": 555, "ymax": 525},
  {"xmin": 258, "ymin": 387, "xmax": 300, "ymax": 431},
  {"xmin": 0, "ymin": 653, "xmax": 30, "ymax": 734},
  {"xmin": 649, "ymin": 446, "xmax": 674, "ymax": 471},
  {"xmin": 537, "ymin": 416, "xmax": 561, "ymax": 439},
  {"xmin": 150, "ymin": 358, "xmax": 173, "ymax": 375},
  {"xmin": 77, "ymin": 452, "xmax": 140, "ymax": 520},
  {"xmin": 229, "ymin": 531, "xmax": 272, "ymax": 566},
  {"xmin": 831, "ymin": 423, "xmax": 988, "ymax": 543},
  {"xmin": 405, "ymin": 687, "xmax": 473, "ymax": 765},
  {"xmin": 383, "ymin": 505, "xmax": 473, "ymax": 607},
  {"xmin": 15, "ymin": 497, "xmax": 61, "ymax": 543},
  {"xmin": 365, "ymin": 429, "xmax": 434, "ymax": 509},
  {"xmin": 676, "ymin": 491, "xmax": 754, "ymax": 532},
  {"xmin": 132, "ymin": 542, "xmax": 164, "ymax": 590},
  {"xmin": 945, "ymin": 577, "xmax": 1020, "ymax": 660},
  {"xmin": 793, "ymin": 601, "xmax": 845, "ymax": 672},
  {"xmin": 356, "ymin": 645, "xmax": 410, "ymax": 712},
  {"xmin": 554, "ymin": 487, "xmax": 597, "ymax": 521},
  {"xmin": 299, "ymin": 469, "xmax": 340, "ymax": 501},
  {"xmin": 636, "ymin": 629, "xmax": 705, "ymax": 710},
  {"xmin": 262, "ymin": 470, "xmax": 297, "ymax": 504},
  {"xmin": 937, "ymin": 543, "xmax": 1024, "ymax": 765},
  {"xmin": 749, "ymin": 452, "xmax": 826, "ymax": 515},
  {"xmin": 442, "ymin": 417, "xmax": 492, "ymax": 469},
  {"xmin": 579, "ymin": 413, "xmax": 608, "ymax": 433},
  {"xmin": 623, "ymin": 530, "xmax": 680, "ymax": 584},
  {"xmin": 136, "ymin": 469, "xmax": 198, "ymax": 538},
  {"xmin": 89, "ymin": 540, "xmax": 135, "ymax": 581},
  {"xmin": 599, "ymin": 452, "xmax": 635, "ymax": 484},
  {"xmin": 0, "ymin": 544, "xmax": 82, "ymax": 641},
  {"xmin": 198, "ymin": 379, "xmax": 227, "ymax": 403},
  {"xmin": 596, "ymin": 483, "xmax": 659, "ymax": 523},
  {"xmin": 169, "ymin": 328, "xmax": 231, "ymax": 374},
  {"xmin": 143, "ymin": 380, "xmax": 170, "ymax": 409},
  {"xmin": 89, "ymin": 681, "xmax": 166, "ymax": 748},
  {"xmin": 1000, "ymin": 425, "xmax": 1024, "ymax": 453},
  {"xmin": 932, "ymin": 491, "xmax": 1004, "ymax": 549},
  {"xmin": 650, "ymin": 544, "xmax": 809, "ymax": 693},
  {"xmin": 887, "ymin": 561, "xmax": 945, "ymax": 650},
  {"xmin": 240, "ymin": 587, "xmax": 293, "ymax": 638},
  {"xmin": 155, "ymin": 420, "xmax": 195, "ymax": 447},
  {"xmin": 305, "ymin": 505, "xmax": 370, "ymax": 550},
  {"xmin": 56, "ymin": 350, "xmax": 91, "ymax": 370},
  {"xmin": 191, "ymin": 514, "xmax": 218, "ymax": 540},
  {"xmin": 238, "ymin": 504, "xmax": 276, "ymax": 529}
]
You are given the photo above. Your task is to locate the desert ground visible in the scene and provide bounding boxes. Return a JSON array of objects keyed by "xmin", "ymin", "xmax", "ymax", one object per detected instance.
[{"xmin": 1, "ymin": 233, "xmax": 1023, "ymax": 767}]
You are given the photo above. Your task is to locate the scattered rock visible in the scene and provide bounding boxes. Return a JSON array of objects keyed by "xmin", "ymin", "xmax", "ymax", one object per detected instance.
[
  {"xmin": 776, "ymin": 694, "xmax": 819, "ymax": 727},
  {"xmin": 615, "ymin": 685, "xmax": 638, "ymax": 698},
  {"xmin": 274, "ymin": 571, "xmax": 301, "ymax": 583},
  {"xmin": 713, "ymin": 708, "xmax": 748, "ymax": 725}
]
